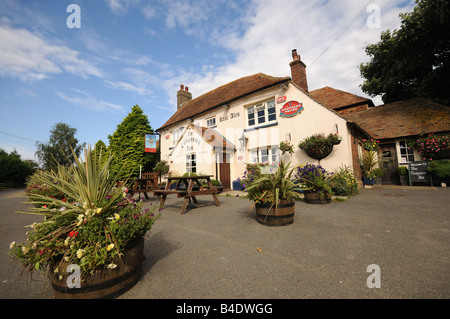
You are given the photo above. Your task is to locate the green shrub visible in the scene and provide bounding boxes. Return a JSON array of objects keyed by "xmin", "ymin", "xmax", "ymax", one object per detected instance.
[
  {"xmin": 396, "ymin": 165, "xmax": 408, "ymax": 175},
  {"xmin": 427, "ymin": 160, "xmax": 450, "ymax": 178},
  {"xmin": 331, "ymin": 165, "xmax": 358, "ymax": 196}
]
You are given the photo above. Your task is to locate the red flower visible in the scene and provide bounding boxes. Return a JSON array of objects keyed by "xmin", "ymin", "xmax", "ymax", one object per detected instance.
[{"xmin": 68, "ymin": 230, "xmax": 78, "ymax": 238}]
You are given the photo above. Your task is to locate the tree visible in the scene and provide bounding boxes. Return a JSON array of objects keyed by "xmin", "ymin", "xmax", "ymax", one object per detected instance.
[
  {"xmin": 0, "ymin": 148, "xmax": 36, "ymax": 186},
  {"xmin": 359, "ymin": 0, "xmax": 450, "ymax": 105},
  {"xmin": 108, "ymin": 105, "xmax": 157, "ymax": 179},
  {"xmin": 35, "ymin": 122, "xmax": 85, "ymax": 170}
]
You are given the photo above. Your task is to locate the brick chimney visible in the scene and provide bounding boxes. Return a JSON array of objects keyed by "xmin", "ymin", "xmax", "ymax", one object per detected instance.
[
  {"xmin": 289, "ymin": 49, "xmax": 308, "ymax": 92},
  {"xmin": 177, "ymin": 84, "xmax": 192, "ymax": 109}
]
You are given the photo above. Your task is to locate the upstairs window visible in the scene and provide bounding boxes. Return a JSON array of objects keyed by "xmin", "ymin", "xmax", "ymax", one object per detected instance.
[
  {"xmin": 206, "ymin": 117, "xmax": 216, "ymax": 128},
  {"xmin": 172, "ymin": 127, "xmax": 184, "ymax": 146},
  {"xmin": 247, "ymin": 99, "xmax": 276, "ymax": 128}
]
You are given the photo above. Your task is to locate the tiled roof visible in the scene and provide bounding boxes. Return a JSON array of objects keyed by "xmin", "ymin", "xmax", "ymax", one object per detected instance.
[
  {"xmin": 309, "ymin": 86, "xmax": 374, "ymax": 111},
  {"xmin": 157, "ymin": 73, "xmax": 290, "ymax": 131},
  {"xmin": 343, "ymin": 97, "xmax": 450, "ymax": 139}
]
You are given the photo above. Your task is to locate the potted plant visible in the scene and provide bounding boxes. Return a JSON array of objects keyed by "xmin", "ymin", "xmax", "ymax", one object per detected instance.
[
  {"xmin": 298, "ymin": 133, "xmax": 341, "ymax": 161},
  {"xmin": 242, "ymin": 161, "xmax": 300, "ymax": 226},
  {"xmin": 10, "ymin": 147, "xmax": 159, "ymax": 299},
  {"xmin": 360, "ymin": 150, "xmax": 384, "ymax": 188},
  {"xmin": 279, "ymin": 141, "xmax": 294, "ymax": 155},
  {"xmin": 396, "ymin": 165, "xmax": 409, "ymax": 186},
  {"xmin": 295, "ymin": 163, "xmax": 334, "ymax": 204}
]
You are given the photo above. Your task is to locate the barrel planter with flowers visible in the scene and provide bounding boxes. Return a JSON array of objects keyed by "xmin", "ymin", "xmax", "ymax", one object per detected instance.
[
  {"xmin": 241, "ymin": 161, "xmax": 300, "ymax": 226},
  {"xmin": 255, "ymin": 198, "xmax": 295, "ymax": 226},
  {"xmin": 295, "ymin": 164, "xmax": 334, "ymax": 204},
  {"xmin": 49, "ymin": 236, "xmax": 144, "ymax": 299},
  {"xmin": 10, "ymin": 147, "xmax": 159, "ymax": 299}
]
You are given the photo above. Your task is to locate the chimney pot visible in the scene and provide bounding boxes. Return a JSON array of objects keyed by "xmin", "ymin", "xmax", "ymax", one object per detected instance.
[
  {"xmin": 177, "ymin": 84, "xmax": 192, "ymax": 109},
  {"xmin": 289, "ymin": 49, "xmax": 308, "ymax": 92}
]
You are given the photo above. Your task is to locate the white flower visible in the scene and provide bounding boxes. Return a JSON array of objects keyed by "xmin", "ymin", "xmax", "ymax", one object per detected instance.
[
  {"xmin": 76, "ymin": 214, "xmax": 84, "ymax": 226},
  {"xmin": 76, "ymin": 249, "xmax": 84, "ymax": 259},
  {"xmin": 9, "ymin": 241, "xmax": 16, "ymax": 249},
  {"xmin": 59, "ymin": 206, "xmax": 66, "ymax": 212},
  {"xmin": 21, "ymin": 246, "xmax": 29, "ymax": 254},
  {"xmin": 64, "ymin": 237, "xmax": 70, "ymax": 246},
  {"xmin": 107, "ymin": 263, "xmax": 117, "ymax": 269}
]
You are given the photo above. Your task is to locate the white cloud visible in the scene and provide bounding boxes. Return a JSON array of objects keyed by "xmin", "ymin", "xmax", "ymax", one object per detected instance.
[
  {"xmin": 143, "ymin": 6, "xmax": 156, "ymax": 20},
  {"xmin": 104, "ymin": 68, "xmax": 161, "ymax": 96},
  {"xmin": 163, "ymin": 0, "xmax": 416, "ymax": 107},
  {"xmin": 104, "ymin": 0, "xmax": 140, "ymax": 15},
  {"xmin": 0, "ymin": 25, "xmax": 102, "ymax": 81},
  {"xmin": 57, "ymin": 90, "xmax": 124, "ymax": 112}
]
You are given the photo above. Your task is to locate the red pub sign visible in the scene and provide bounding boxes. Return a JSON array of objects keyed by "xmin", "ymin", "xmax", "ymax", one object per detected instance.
[{"xmin": 280, "ymin": 101, "xmax": 304, "ymax": 117}]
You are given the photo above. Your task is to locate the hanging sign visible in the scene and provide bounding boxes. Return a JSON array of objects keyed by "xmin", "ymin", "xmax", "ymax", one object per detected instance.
[
  {"xmin": 145, "ymin": 134, "xmax": 158, "ymax": 153},
  {"xmin": 280, "ymin": 101, "xmax": 304, "ymax": 117}
]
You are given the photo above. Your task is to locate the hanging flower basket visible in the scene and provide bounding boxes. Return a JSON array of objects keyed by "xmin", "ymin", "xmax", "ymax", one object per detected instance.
[
  {"xmin": 298, "ymin": 133, "xmax": 340, "ymax": 160},
  {"xmin": 304, "ymin": 143, "xmax": 333, "ymax": 160}
]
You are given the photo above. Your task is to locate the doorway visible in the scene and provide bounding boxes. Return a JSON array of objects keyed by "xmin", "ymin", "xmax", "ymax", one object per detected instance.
[
  {"xmin": 217, "ymin": 151, "xmax": 231, "ymax": 190},
  {"xmin": 380, "ymin": 143, "xmax": 398, "ymax": 184}
]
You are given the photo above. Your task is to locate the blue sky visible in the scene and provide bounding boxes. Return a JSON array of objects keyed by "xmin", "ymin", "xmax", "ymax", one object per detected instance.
[{"xmin": 0, "ymin": 0, "xmax": 415, "ymax": 161}]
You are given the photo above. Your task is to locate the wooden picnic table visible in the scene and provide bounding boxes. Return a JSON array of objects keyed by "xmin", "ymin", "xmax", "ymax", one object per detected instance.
[
  {"xmin": 153, "ymin": 175, "xmax": 220, "ymax": 214},
  {"xmin": 128, "ymin": 172, "xmax": 160, "ymax": 200}
]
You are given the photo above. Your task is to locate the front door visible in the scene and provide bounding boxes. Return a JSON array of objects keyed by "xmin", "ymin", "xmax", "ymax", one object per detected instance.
[
  {"xmin": 218, "ymin": 151, "xmax": 231, "ymax": 189},
  {"xmin": 380, "ymin": 143, "xmax": 398, "ymax": 184}
]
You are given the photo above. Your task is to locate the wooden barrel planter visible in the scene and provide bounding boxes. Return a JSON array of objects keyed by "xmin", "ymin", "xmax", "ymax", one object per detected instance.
[
  {"xmin": 255, "ymin": 199, "xmax": 295, "ymax": 226},
  {"xmin": 49, "ymin": 237, "xmax": 145, "ymax": 299},
  {"xmin": 304, "ymin": 192, "xmax": 332, "ymax": 204}
]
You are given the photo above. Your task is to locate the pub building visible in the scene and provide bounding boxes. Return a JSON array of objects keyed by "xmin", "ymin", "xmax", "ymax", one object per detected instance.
[{"xmin": 156, "ymin": 49, "xmax": 450, "ymax": 189}]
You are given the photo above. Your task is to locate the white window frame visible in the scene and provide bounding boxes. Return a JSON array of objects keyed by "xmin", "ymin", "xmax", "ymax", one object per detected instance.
[
  {"xmin": 246, "ymin": 99, "xmax": 276, "ymax": 128},
  {"xmin": 172, "ymin": 127, "xmax": 184, "ymax": 146},
  {"xmin": 399, "ymin": 140, "xmax": 415, "ymax": 163},
  {"xmin": 186, "ymin": 153, "xmax": 197, "ymax": 174},
  {"xmin": 249, "ymin": 146, "xmax": 280, "ymax": 164},
  {"xmin": 206, "ymin": 117, "xmax": 216, "ymax": 128}
]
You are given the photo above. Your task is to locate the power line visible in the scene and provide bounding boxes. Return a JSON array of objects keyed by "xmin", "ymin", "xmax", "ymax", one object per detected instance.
[
  {"xmin": 308, "ymin": 0, "xmax": 374, "ymax": 69},
  {"xmin": 0, "ymin": 130, "xmax": 37, "ymax": 144}
]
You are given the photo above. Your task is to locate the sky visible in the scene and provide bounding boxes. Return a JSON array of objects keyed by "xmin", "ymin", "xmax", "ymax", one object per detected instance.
[{"xmin": 0, "ymin": 0, "xmax": 415, "ymax": 162}]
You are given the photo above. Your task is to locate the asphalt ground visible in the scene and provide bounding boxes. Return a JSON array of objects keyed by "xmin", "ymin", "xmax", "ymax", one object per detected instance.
[{"xmin": 1, "ymin": 186, "xmax": 449, "ymax": 299}]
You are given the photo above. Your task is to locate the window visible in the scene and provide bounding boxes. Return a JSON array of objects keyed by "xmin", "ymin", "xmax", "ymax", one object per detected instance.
[
  {"xmin": 260, "ymin": 148, "xmax": 269, "ymax": 163},
  {"xmin": 267, "ymin": 100, "xmax": 276, "ymax": 122},
  {"xmin": 250, "ymin": 150, "xmax": 258, "ymax": 163},
  {"xmin": 246, "ymin": 99, "xmax": 276, "ymax": 127},
  {"xmin": 271, "ymin": 146, "xmax": 280, "ymax": 163},
  {"xmin": 206, "ymin": 117, "xmax": 216, "ymax": 128},
  {"xmin": 186, "ymin": 153, "xmax": 196, "ymax": 173},
  {"xmin": 172, "ymin": 127, "xmax": 184, "ymax": 146},
  {"xmin": 399, "ymin": 141, "xmax": 415, "ymax": 163},
  {"xmin": 249, "ymin": 147, "xmax": 280, "ymax": 164}
]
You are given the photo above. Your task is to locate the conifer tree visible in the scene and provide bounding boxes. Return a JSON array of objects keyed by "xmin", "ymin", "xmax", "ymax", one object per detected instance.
[{"xmin": 107, "ymin": 105, "xmax": 156, "ymax": 179}]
